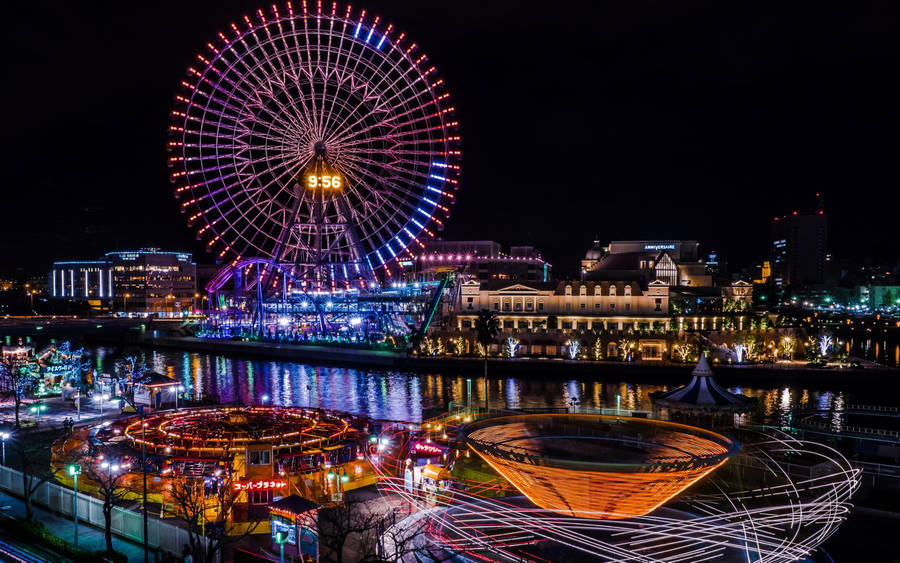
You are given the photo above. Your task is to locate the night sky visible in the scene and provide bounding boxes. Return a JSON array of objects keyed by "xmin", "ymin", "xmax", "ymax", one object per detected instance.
[{"xmin": 3, "ymin": 1, "xmax": 898, "ymax": 278}]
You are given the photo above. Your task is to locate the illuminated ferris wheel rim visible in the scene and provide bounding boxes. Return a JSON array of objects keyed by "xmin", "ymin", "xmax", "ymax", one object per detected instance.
[{"xmin": 169, "ymin": 2, "xmax": 461, "ymax": 279}]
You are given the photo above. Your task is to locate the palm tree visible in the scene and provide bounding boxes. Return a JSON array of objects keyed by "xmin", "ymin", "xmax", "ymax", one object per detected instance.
[{"xmin": 474, "ymin": 309, "xmax": 500, "ymax": 408}]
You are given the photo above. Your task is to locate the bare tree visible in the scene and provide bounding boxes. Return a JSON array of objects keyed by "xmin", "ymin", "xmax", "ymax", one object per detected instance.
[
  {"xmin": 8, "ymin": 429, "xmax": 62, "ymax": 521},
  {"xmin": 166, "ymin": 475, "xmax": 261, "ymax": 563},
  {"xmin": 80, "ymin": 456, "xmax": 132, "ymax": 554},
  {"xmin": 0, "ymin": 357, "xmax": 34, "ymax": 428},
  {"xmin": 360, "ymin": 507, "xmax": 452, "ymax": 563},
  {"xmin": 322, "ymin": 497, "xmax": 453, "ymax": 563},
  {"xmin": 319, "ymin": 496, "xmax": 383, "ymax": 563}
]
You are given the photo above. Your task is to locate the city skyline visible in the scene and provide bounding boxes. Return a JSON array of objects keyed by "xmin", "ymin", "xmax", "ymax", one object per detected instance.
[{"xmin": 2, "ymin": 2, "xmax": 898, "ymax": 277}]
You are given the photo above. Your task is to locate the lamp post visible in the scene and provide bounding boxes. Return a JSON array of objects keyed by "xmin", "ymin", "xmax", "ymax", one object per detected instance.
[
  {"xmin": 124, "ymin": 293, "xmax": 131, "ymax": 316},
  {"xmin": 274, "ymin": 530, "xmax": 288, "ymax": 563},
  {"xmin": 112, "ymin": 395, "xmax": 149, "ymax": 563},
  {"xmin": 326, "ymin": 469, "xmax": 348, "ymax": 501},
  {"xmin": 67, "ymin": 463, "xmax": 81, "ymax": 549},
  {"xmin": 29, "ymin": 402, "xmax": 48, "ymax": 424},
  {"xmin": 0, "ymin": 432, "xmax": 10, "ymax": 465}
]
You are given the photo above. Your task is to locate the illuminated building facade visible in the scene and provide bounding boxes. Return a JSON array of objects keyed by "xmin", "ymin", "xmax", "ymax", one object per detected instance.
[
  {"xmin": 49, "ymin": 260, "xmax": 113, "ymax": 311},
  {"xmin": 49, "ymin": 248, "xmax": 197, "ymax": 315},
  {"xmin": 581, "ymin": 240, "xmax": 712, "ymax": 287},
  {"xmin": 456, "ymin": 279, "xmax": 670, "ymax": 333},
  {"xmin": 407, "ymin": 240, "xmax": 551, "ymax": 283},
  {"xmin": 107, "ymin": 249, "xmax": 197, "ymax": 315}
]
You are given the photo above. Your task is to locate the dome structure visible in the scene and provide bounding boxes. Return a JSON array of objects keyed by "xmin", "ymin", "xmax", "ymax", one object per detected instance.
[{"xmin": 584, "ymin": 240, "xmax": 605, "ymax": 261}]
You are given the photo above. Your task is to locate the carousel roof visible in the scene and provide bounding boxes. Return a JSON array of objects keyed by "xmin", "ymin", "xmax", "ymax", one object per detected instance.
[
  {"xmin": 650, "ymin": 354, "xmax": 756, "ymax": 412},
  {"xmin": 133, "ymin": 371, "xmax": 179, "ymax": 388},
  {"xmin": 269, "ymin": 495, "xmax": 320, "ymax": 516}
]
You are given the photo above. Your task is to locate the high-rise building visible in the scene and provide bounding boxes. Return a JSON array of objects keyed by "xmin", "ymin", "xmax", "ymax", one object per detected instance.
[{"xmin": 770, "ymin": 195, "xmax": 828, "ymax": 289}]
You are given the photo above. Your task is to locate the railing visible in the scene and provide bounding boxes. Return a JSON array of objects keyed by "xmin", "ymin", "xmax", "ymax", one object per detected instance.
[
  {"xmin": 0, "ymin": 464, "xmax": 206, "ymax": 555},
  {"xmin": 800, "ymin": 419, "xmax": 900, "ymax": 440},
  {"xmin": 844, "ymin": 405, "xmax": 900, "ymax": 415},
  {"xmin": 855, "ymin": 461, "xmax": 900, "ymax": 479}
]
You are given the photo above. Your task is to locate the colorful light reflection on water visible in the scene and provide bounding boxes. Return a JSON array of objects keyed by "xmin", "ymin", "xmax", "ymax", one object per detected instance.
[{"xmin": 92, "ymin": 347, "xmax": 894, "ymax": 424}]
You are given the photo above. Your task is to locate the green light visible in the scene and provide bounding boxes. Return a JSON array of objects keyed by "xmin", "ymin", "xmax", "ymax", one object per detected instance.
[
  {"xmin": 369, "ymin": 434, "xmax": 378, "ymax": 444},
  {"xmin": 67, "ymin": 463, "xmax": 81, "ymax": 476},
  {"xmin": 326, "ymin": 470, "xmax": 335, "ymax": 480},
  {"xmin": 341, "ymin": 472, "xmax": 349, "ymax": 483},
  {"xmin": 274, "ymin": 531, "xmax": 288, "ymax": 544},
  {"xmin": 35, "ymin": 326, "xmax": 43, "ymax": 330}
]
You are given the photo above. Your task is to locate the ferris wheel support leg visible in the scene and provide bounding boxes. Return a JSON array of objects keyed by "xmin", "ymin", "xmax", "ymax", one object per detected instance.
[{"xmin": 255, "ymin": 262, "xmax": 265, "ymax": 338}]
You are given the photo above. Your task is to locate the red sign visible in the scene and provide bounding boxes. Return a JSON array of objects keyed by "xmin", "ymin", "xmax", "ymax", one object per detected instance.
[
  {"xmin": 413, "ymin": 442, "xmax": 443, "ymax": 455},
  {"xmin": 233, "ymin": 480, "xmax": 287, "ymax": 492}
]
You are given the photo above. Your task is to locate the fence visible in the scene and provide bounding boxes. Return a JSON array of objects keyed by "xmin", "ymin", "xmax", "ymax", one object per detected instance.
[{"xmin": 0, "ymin": 464, "xmax": 206, "ymax": 555}]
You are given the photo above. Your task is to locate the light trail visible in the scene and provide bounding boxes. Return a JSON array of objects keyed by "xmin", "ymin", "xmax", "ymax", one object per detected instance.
[{"xmin": 370, "ymin": 425, "xmax": 860, "ymax": 562}]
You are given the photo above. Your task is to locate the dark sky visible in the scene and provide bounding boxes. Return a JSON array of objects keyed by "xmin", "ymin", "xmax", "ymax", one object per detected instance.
[{"xmin": 3, "ymin": 1, "xmax": 898, "ymax": 278}]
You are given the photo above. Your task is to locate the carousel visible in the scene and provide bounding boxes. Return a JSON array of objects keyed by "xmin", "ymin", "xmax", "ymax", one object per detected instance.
[{"xmin": 649, "ymin": 354, "xmax": 756, "ymax": 426}]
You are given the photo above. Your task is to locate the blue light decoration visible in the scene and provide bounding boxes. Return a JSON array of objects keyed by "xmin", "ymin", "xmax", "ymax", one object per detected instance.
[{"xmin": 353, "ymin": 22, "xmax": 362, "ymax": 38}]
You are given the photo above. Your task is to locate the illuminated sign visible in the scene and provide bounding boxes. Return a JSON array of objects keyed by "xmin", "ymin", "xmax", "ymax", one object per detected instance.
[
  {"xmin": 233, "ymin": 480, "xmax": 287, "ymax": 492},
  {"xmin": 399, "ymin": 260, "xmax": 414, "ymax": 267},
  {"xmin": 306, "ymin": 175, "xmax": 342, "ymax": 189},
  {"xmin": 643, "ymin": 244, "xmax": 675, "ymax": 251},
  {"xmin": 413, "ymin": 442, "xmax": 444, "ymax": 455}
]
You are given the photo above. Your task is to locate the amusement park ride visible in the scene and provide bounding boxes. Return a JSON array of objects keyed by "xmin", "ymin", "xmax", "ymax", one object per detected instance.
[{"xmin": 169, "ymin": 2, "xmax": 461, "ymax": 341}]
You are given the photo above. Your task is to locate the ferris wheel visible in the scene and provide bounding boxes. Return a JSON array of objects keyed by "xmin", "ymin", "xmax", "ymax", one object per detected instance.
[{"xmin": 169, "ymin": 2, "xmax": 460, "ymax": 288}]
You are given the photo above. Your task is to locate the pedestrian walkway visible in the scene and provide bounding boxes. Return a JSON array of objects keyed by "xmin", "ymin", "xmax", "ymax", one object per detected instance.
[
  {"xmin": 0, "ymin": 489, "xmax": 149, "ymax": 562},
  {"xmin": 0, "ymin": 395, "xmax": 111, "ymax": 432}
]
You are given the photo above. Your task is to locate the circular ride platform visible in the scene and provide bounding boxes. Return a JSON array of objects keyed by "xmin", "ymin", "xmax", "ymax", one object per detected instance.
[{"xmin": 460, "ymin": 413, "xmax": 738, "ymax": 519}]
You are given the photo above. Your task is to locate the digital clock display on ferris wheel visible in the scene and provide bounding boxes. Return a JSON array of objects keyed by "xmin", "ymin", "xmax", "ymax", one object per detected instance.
[{"xmin": 306, "ymin": 175, "xmax": 342, "ymax": 189}]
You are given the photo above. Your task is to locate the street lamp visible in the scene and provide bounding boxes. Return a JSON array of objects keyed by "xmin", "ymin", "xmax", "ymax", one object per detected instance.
[
  {"xmin": 67, "ymin": 463, "xmax": 81, "ymax": 549},
  {"xmin": 274, "ymin": 530, "xmax": 289, "ymax": 563},
  {"xmin": 123, "ymin": 293, "xmax": 131, "ymax": 316},
  {"xmin": 29, "ymin": 402, "xmax": 48, "ymax": 424},
  {"xmin": 96, "ymin": 393, "xmax": 110, "ymax": 419},
  {"xmin": 326, "ymin": 469, "xmax": 349, "ymax": 501},
  {"xmin": 111, "ymin": 395, "xmax": 149, "ymax": 563},
  {"xmin": 0, "ymin": 432, "xmax": 10, "ymax": 465}
]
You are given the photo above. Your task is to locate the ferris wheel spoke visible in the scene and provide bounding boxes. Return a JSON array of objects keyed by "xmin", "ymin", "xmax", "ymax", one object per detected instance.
[
  {"xmin": 337, "ymin": 169, "xmax": 401, "ymax": 252},
  {"xmin": 338, "ymin": 162, "xmax": 422, "ymax": 236},
  {"xmin": 318, "ymin": 15, "xmax": 350, "ymax": 138},
  {"xmin": 222, "ymin": 40, "xmax": 310, "ymax": 137},
  {"xmin": 318, "ymin": 19, "xmax": 423, "ymax": 143},
  {"xmin": 285, "ymin": 17, "xmax": 323, "ymax": 138},
  {"xmin": 270, "ymin": 23, "xmax": 322, "ymax": 140},
  {"xmin": 322, "ymin": 57, "xmax": 428, "ymax": 146},
  {"xmin": 336, "ymin": 154, "xmax": 428, "ymax": 203}
]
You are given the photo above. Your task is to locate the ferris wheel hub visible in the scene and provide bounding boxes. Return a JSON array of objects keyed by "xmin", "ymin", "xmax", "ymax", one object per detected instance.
[{"xmin": 313, "ymin": 140, "xmax": 328, "ymax": 160}]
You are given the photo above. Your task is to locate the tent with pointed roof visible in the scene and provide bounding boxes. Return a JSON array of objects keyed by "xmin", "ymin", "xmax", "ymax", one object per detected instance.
[{"xmin": 650, "ymin": 354, "xmax": 756, "ymax": 413}]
